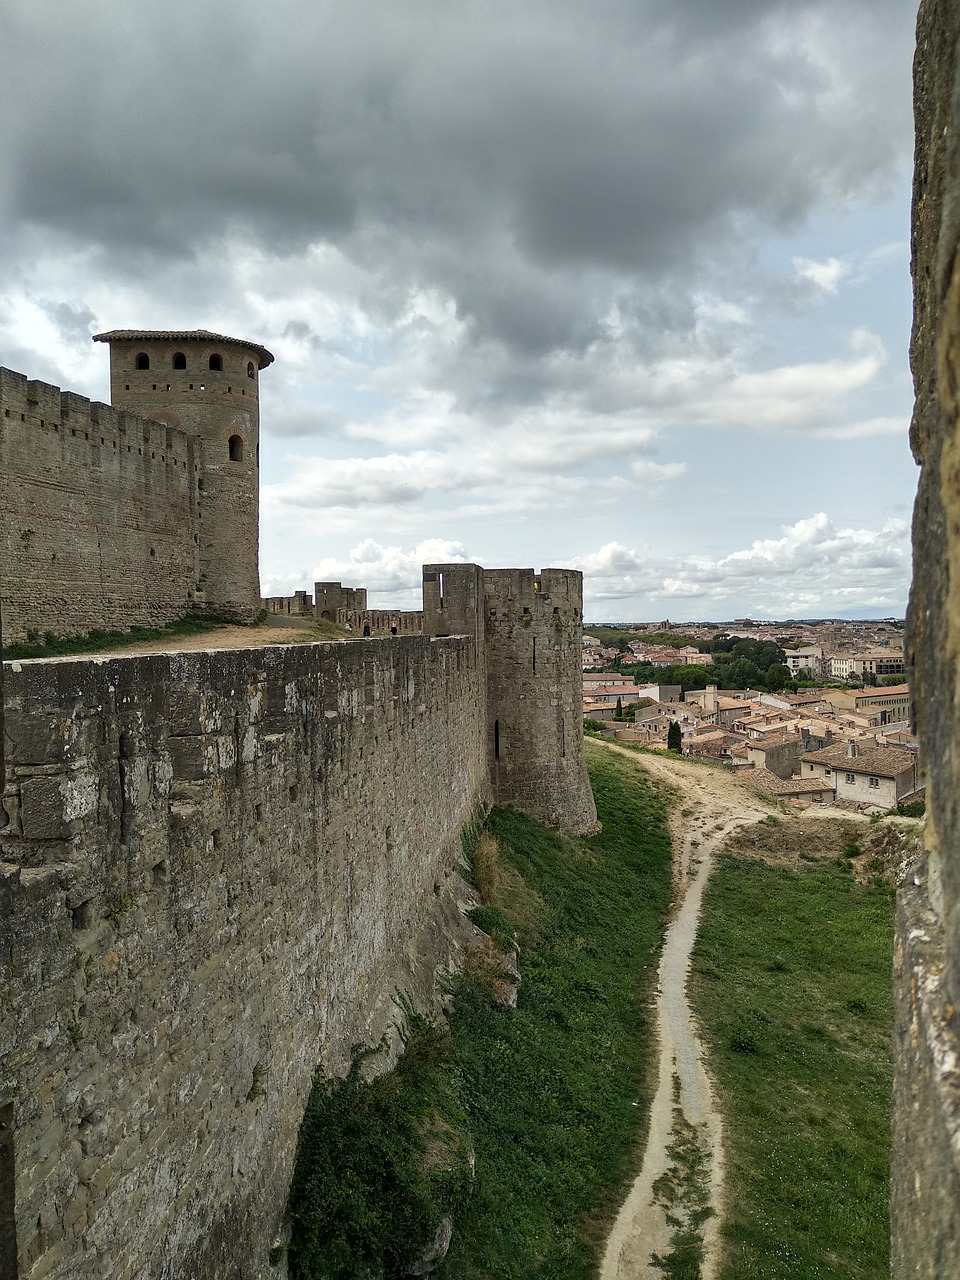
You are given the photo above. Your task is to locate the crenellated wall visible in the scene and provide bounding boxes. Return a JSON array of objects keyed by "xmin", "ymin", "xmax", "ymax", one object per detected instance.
[
  {"xmin": 0, "ymin": 636, "xmax": 488, "ymax": 1279},
  {"xmin": 422, "ymin": 564, "xmax": 597, "ymax": 836},
  {"xmin": 0, "ymin": 368, "xmax": 203, "ymax": 643},
  {"xmin": 0, "ymin": 326, "xmax": 597, "ymax": 1278}
]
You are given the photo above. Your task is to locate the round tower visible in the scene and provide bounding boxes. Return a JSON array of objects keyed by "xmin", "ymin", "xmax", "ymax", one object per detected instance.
[
  {"xmin": 483, "ymin": 568, "xmax": 598, "ymax": 835},
  {"xmin": 93, "ymin": 329, "xmax": 273, "ymax": 621}
]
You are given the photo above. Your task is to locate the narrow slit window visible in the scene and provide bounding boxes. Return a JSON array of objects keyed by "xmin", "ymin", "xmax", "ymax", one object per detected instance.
[
  {"xmin": 494, "ymin": 719, "xmax": 501, "ymax": 761},
  {"xmin": 228, "ymin": 435, "xmax": 243, "ymax": 462},
  {"xmin": 136, "ymin": 352, "xmax": 150, "ymax": 370},
  {"xmin": 532, "ymin": 636, "xmax": 537, "ymax": 671},
  {"xmin": 209, "ymin": 353, "xmax": 223, "ymax": 371}
]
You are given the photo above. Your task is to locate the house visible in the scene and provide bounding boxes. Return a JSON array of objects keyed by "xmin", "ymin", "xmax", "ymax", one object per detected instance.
[
  {"xmin": 635, "ymin": 684, "xmax": 682, "ymax": 703},
  {"xmin": 739, "ymin": 768, "xmax": 835, "ymax": 804},
  {"xmin": 745, "ymin": 732, "xmax": 810, "ymax": 779},
  {"xmin": 820, "ymin": 684, "xmax": 911, "ymax": 727},
  {"xmin": 583, "ymin": 672, "xmax": 637, "ymax": 691},
  {"xmin": 684, "ymin": 728, "xmax": 745, "ymax": 763},
  {"xmin": 799, "ymin": 741, "xmax": 921, "ymax": 809},
  {"xmin": 784, "ymin": 645, "xmax": 823, "ymax": 675}
]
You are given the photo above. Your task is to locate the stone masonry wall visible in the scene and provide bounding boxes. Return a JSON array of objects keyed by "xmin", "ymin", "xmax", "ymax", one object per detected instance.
[
  {"xmin": 894, "ymin": 1, "xmax": 960, "ymax": 1274},
  {"xmin": 0, "ymin": 369, "xmax": 203, "ymax": 644},
  {"xmin": 483, "ymin": 569, "xmax": 597, "ymax": 835},
  {"xmin": 422, "ymin": 564, "xmax": 597, "ymax": 835},
  {"xmin": 0, "ymin": 635, "xmax": 487, "ymax": 1279}
]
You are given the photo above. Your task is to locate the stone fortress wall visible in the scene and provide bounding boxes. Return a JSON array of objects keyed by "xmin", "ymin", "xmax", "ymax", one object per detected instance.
[
  {"xmin": 0, "ymin": 368, "xmax": 203, "ymax": 643},
  {"xmin": 0, "ymin": 330, "xmax": 270, "ymax": 645},
  {"xmin": 0, "ymin": 333, "xmax": 597, "ymax": 1277},
  {"xmin": 1, "ymin": 638, "xmax": 488, "ymax": 1279}
]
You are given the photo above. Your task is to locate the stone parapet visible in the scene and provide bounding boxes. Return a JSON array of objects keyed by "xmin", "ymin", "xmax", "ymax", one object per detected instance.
[{"xmin": 0, "ymin": 636, "xmax": 486, "ymax": 1278}]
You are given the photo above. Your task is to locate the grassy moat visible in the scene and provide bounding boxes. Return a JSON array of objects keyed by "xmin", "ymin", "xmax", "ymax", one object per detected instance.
[
  {"xmin": 691, "ymin": 835, "xmax": 895, "ymax": 1278},
  {"xmin": 286, "ymin": 746, "xmax": 897, "ymax": 1278}
]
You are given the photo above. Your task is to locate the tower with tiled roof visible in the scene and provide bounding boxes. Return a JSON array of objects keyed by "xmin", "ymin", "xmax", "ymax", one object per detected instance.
[{"xmin": 93, "ymin": 329, "xmax": 273, "ymax": 620}]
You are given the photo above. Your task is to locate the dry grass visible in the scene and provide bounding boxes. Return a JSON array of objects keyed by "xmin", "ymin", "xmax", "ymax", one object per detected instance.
[
  {"xmin": 727, "ymin": 815, "xmax": 863, "ymax": 864},
  {"xmin": 472, "ymin": 831, "xmax": 504, "ymax": 903},
  {"xmin": 725, "ymin": 813, "xmax": 922, "ymax": 887}
]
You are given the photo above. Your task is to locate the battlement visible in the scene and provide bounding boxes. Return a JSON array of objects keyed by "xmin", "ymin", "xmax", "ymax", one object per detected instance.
[
  {"xmin": 0, "ymin": 367, "xmax": 199, "ymax": 474},
  {"xmin": 0, "ymin": 335, "xmax": 270, "ymax": 644}
]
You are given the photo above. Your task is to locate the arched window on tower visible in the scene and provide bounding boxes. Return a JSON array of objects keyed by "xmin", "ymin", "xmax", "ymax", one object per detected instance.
[
  {"xmin": 228, "ymin": 435, "xmax": 244, "ymax": 462},
  {"xmin": 173, "ymin": 352, "xmax": 187, "ymax": 370},
  {"xmin": 247, "ymin": 361, "xmax": 255, "ymax": 379},
  {"xmin": 136, "ymin": 353, "xmax": 150, "ymax": 370},
  {"xmin": 209, "ymin": 353, "xmax": 223, "ymax": 371}
]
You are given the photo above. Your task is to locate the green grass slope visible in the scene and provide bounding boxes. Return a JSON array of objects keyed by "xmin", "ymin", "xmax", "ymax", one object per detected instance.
[
  {"xmin": 287, "ymin": 743, "xmax": 673, "ymax": 1279},
  {"xmin": 690, "ymin": 850, "xmax": 894, "ymax": 1279}
]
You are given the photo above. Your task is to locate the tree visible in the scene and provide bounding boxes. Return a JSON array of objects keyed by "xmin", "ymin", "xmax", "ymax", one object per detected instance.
[
  {"xmin": 615, "ymin": 695, "xmax": 623, "ymax": 719},
  {"xmin": 764, "ymin": 663, "xmax": 791, "ymax": 692},
  {"xmin": 667, "ymin": 720, "xmax": 682, "ymax": 753}
]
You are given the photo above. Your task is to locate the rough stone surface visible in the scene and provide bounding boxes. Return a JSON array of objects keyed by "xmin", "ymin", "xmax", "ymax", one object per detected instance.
[
  {"xmin": 895, "ymin": 1, "xmax": 960, "ymax": 1273},
  {"xmin": 98, "ymin": 332, "xmax": 266, "ymax": 621},
  {"xmin": 0, "ymin": 638, "xmax": 488, "ymax": 1279},
  {"xmin": 423, "ymin": 564, "xmax": 598, "ymax": 836}
]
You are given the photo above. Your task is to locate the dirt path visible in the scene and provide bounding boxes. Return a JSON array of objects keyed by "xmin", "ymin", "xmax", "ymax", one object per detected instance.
[{"xmin": 599, "ymin": 745, "xmax": 773, "ymax": 1280}]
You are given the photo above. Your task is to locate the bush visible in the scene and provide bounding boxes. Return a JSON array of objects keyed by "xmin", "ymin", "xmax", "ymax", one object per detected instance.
[
  {"xmin": 287, "ymin": 1022, "xmax": 474, "ymax": 1280},
  {"xmin": 895, "ymin": 799, "xmax": 925, "ymax": 818}
]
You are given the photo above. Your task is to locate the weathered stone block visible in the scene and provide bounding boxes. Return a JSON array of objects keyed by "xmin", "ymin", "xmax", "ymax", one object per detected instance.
[{"xmin": 19, "ymin": 777, "xmax": 68, "ymax": 840}]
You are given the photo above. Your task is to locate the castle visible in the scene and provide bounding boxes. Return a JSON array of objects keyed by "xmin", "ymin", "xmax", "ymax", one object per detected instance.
[
  {"xmin": 0, "ymin": 332, "xmax": 596, "ymax": 1277},
  {"xmin": 11, "ymin": 13, "xmax": 960, "ymax": 1258}
]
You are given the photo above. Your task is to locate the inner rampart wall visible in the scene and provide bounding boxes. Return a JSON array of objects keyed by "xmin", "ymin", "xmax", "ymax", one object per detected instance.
[
  {"xmin": 0, "ymin": 635, "xmax": 487, "ymax": 1279},
  {"xmin": 0, "ymin": 370, "xmax": 203, "ymax": 644}
]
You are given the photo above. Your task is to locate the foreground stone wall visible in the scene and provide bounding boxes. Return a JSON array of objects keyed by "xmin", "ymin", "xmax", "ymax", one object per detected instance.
[
  {"xmin": 0, "ymin": 636, "xmax": 487, "ymax": 1278},
  {"xmin": 894, "ymin": 1, "xmax": 960, "ymax": 1273},
  {"xmin": 0, "ymin": 369, "xmax": 203, "ymax": 644}
]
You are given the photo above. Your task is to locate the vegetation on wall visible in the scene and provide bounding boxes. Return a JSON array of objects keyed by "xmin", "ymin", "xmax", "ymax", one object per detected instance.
[{"xmin": 286, "ymin": 743, "xmax": 673, "ymax": 1279}]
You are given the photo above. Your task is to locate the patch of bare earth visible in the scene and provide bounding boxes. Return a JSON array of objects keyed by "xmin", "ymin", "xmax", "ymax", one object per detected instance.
[
  {"xmin": 42, "ymin": 618, "xmax": 352, "ymax": 658},
  {"xmin": 727, "ymin": 811, "xmax": 922, "ymax": 886}
]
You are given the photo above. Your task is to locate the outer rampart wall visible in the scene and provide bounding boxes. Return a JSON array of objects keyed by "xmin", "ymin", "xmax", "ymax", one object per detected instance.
[
  {"xmin": 0, "ymin": 636, "xmax": 487, "ymax": 1279},
  {"xmin": 0, "ymin": 369, "xmax": 203, "ymax": 644}
]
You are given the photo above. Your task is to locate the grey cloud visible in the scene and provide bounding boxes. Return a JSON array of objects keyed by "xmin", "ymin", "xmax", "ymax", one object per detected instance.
[
  {"xmin": 39, "ymin": 301, "xmax": 97, "ymax": 347},
  {"xmin": 1, "ymin": 0, "xmax": 912, "ymax": 369}
]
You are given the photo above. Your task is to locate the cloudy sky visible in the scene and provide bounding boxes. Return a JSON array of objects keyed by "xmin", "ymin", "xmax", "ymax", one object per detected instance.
[{"xmin": 0, "ymin": 0, "xmax": 919, "ymax": 620}]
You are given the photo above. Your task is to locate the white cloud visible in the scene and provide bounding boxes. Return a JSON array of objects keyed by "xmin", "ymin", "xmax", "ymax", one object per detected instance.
[
  {"xmin": 263, "ymin": 513, "xmax": 911, "ymax": 619},
  {"xmin": 260, "ymin": 536, "xmax": 471, "ymax": 603},
  {"xmin": 793, "ymin": 255, "xmax": 850, "ymax": 293},
  {"xmin": 570, "ymin": 514, "xmax": 910, "ymax": 617}
]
